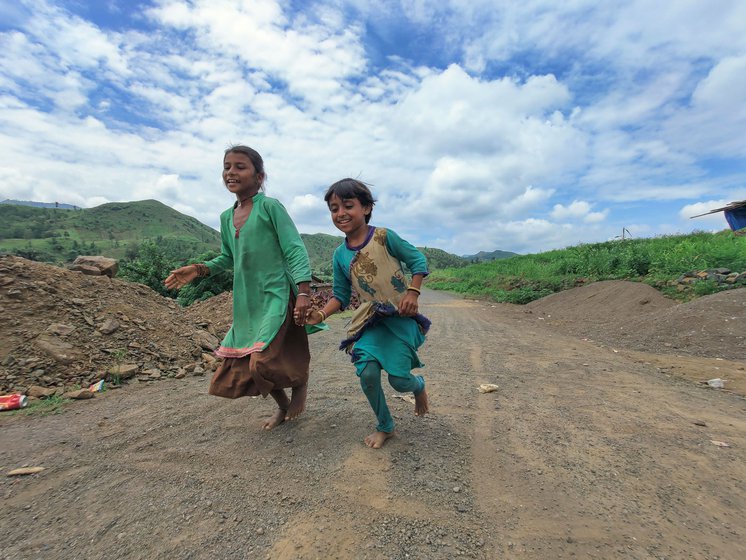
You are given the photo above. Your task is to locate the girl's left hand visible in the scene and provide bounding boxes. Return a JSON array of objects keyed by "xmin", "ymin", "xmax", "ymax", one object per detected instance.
[
  {"xmin": 398, "ymin": 291, "xmax": 419, "ymax": 317},
  {"xmin": 293, "ymin": 294, "xmax": 310, "ymax": 326}
]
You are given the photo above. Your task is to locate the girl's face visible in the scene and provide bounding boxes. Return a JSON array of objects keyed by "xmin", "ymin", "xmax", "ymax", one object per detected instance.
[
  {"xmin": 327, "ymin": 194, "xmax": 370, "ymax": 236},
  {"xmin": 223, "ymin": 152, "xmax": 263, "ymax": 199}
]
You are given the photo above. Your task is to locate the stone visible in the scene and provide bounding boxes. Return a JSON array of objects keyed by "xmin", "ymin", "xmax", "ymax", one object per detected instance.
[
  {"xmin": 143, "ymin": 368, "xmax": 162, "ymax": 379},
  {"xmin": 45, "ymin": 323, "xmax": 76, "ymax": 336},
  {"xmin": 193, "ymin": 331, "xmax": 219, "ymax": 351},
  {"xmin": 71, "ymin": 256, "xmax": 119, "ymax": 278},
  {"xmin": 108, "ymin": 363, "xmax": 139, "ymax": 379},
  {"xmin": 99, "ymin": 317, "xmax": 120, "ymax": 335},
  {"xmin": 27, "ymin": 385, "xmax": 57, "ymax": 398},
  {"xmin": 34, "ymin": 335, "xmax": 82, "ymax": 364},
  {"xmin": 70, "ymin": 264, "xmax": 102, "ymax": 276},
  {"xmin": 63, "ymin": 389, "xmax": 94, "ymax": 400}
]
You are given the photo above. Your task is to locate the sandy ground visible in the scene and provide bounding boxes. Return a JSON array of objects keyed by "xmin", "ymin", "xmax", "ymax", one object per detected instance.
[{"xmin": 1, "ymin": 287, "xmax": 745, "ymax": 560}]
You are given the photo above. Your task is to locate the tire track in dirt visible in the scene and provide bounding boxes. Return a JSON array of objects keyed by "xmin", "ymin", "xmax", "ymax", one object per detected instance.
[
  {"xmin": 454, "ymin": 296, "xmax": 745, "ymax": 559},
  {"xmin": 270, "ymin": 300, "xmax": 494, "ymax": 559}
]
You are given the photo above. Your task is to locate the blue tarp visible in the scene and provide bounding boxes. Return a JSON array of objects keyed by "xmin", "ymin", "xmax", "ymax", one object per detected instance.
[{"xmin": 724, "ymin": 207, "xmax": 746, "ymax": 232}]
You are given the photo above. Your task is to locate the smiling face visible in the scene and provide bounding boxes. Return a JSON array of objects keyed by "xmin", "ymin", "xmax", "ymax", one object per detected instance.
[
  {"xmin": 327, "ymin": 194, "xmax": 371, "ymax": 239},
  {"xmin": 223, "ymin": 152, "xmax": 263, "ymax": 200}
]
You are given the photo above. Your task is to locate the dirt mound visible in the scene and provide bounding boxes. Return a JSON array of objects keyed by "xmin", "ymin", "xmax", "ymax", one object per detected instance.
[
  {"xmin": 0, "ymin": 256, "xmax": 222, "ymax": 394},
  {"xmin": 526, "ymin": 280, "xmax": 675, "ymax": 323},
  {"xmin": 526, "ymin": 280, "xmax": 746, "ymax": 360},
  {"xmin": 184, "ymin": 290, "xmax": 233, "ymax": 334},
  {"xmin": 4, "ymin": 257, "xmax": 743, "ymax": 396}
]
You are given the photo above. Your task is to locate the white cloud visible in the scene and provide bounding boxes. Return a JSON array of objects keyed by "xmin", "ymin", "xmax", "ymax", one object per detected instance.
[
  {"xmin": 665, "ymin": 55, "xmax": 746, "ymax": 158},
  {"xmin": 551, "ymin": 200, "xmax": 590, "ymax": 220},
  {"xmin": 0, "ymin": 0, "xmax": 744, "ymax": 256},
  {"xmin": 147, "ymin": 0, "xmax": 367, "ymax": 107},
  {"xmin": 681, "ymin": 199, "xmax": 739, "ymax": 231},
  {"xmin": 25, "ymin": 1, "xmax": 131, "ymax": 76}
]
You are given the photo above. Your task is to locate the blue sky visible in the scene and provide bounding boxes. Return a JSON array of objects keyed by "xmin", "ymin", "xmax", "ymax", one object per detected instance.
[{"xmin": 1, "ymin": 0, "xmax": 745, "ymax": 255}]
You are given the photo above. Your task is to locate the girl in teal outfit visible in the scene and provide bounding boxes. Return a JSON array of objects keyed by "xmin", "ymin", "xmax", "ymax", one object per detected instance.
[
  {"xmin": 165, "ymin": 146, "xmax": 314, "ymax": 431},
  {"xmin": 307, "ymin": 179, "xmax": 430, "ymax": 449}
]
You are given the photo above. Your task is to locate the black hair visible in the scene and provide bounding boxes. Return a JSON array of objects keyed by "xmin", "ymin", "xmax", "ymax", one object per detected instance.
[
  {"xmin": 224, "ymin": 145, "xmax": 266, "ymax": 189},
  {"xmin": 324, "ymin": 178, "xmax": 376, "ymax": 223}
]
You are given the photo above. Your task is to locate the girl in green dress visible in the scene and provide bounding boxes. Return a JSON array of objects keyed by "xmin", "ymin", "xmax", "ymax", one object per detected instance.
[
  {"xmin": 165, "ymin": 146, "xmax": 313, "ymax": 430},
  {"xmin": 307, "ymin": 179, "xmax": 430, "ymax": 449}
]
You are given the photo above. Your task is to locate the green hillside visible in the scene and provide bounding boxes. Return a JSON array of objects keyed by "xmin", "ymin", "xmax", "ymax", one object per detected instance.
[
  {"xmin": 428, "ymin": 230, "xmax": 746, "ymax": 303},
  {"xmin": 301, "ymin": 233, "xmax": 344, "ymax": 277},
  {"xmin": 302, "ymin": 233, "xmax": 469, "ymax": 277},
  {"xmin": 462, "ymin": 249, "xmax": 519, "ymax": 262},
  {"xmin": 0, "ymin": 201, "xmax": 471, "ymax": 305},
  {"xmin": 0, "ymin": 200, "xmax": 220, "ymax": 263},
  {"xmin": 1, "ymin": 201, "xmax": 470, "ymax": 273}
]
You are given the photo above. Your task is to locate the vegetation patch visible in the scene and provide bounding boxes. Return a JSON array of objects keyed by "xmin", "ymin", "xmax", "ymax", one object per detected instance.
[{"xmin": 428, "ymin": 231, "xmax": 746, "ymax": 304}]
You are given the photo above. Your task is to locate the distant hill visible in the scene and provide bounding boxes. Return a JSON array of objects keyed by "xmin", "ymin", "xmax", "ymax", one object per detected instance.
[
  {"xmin": 1, "ymin": 199, "xmax": 79, "ymax": 209},
  {"xmin": 0, "ymin": 200, "xmax": 221, "ymax": 263},
  {"xmin": 462, "ymin": 249, "xmax": 518, "ymax": 262},
  {"xmin": 0, "ymin": 201, "xmax": 467, "ymax": 274},
  {"xmin": 301, "ymin": 233, "xmax": 344, "ymax": 277},
  {"xmin": 301, "ymin": 233, "xmax": 468, "ymax": 277}
]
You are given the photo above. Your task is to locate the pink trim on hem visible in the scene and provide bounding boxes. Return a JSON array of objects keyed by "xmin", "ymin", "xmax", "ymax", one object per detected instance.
[{"xmin": 214, "ymin": 341, "xmax": 266, "ymax": 359}]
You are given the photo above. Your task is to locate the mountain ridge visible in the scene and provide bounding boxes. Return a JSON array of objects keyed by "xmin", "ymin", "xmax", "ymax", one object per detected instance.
[{"xmin": 0, "ymin": 200, "xmax": 479, "ymax": 272}]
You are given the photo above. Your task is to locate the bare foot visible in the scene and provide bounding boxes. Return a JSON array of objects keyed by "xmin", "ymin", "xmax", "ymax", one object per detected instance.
[
  {"xmin": 263, "ymin": 408, "xmax": 286, "ymax": 430},
  {"xmin": 415, "ymin": 389, "xmax": 429, "ymax": 416},
  {"xmin": 364, "ymin": 430, "xmax": 395, "ymax": 449},
  {"xmin": 285, "ymin": 384, "xmax": 307, "ymax": 421}
]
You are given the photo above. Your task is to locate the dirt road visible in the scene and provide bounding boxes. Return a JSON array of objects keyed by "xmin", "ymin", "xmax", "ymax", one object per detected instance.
[{"xmin": 1, "ymin": 288, "xmax": 745, "ymax": 559}]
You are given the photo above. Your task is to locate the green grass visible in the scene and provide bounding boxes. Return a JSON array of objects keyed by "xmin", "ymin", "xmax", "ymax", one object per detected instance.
[
  {"xmin": 427, "ymin": 230, "xmax": 746, "ymax": 304},
  {"xmin": 6, "ymin": 395, "xmax": 71, "ymax": 416}
]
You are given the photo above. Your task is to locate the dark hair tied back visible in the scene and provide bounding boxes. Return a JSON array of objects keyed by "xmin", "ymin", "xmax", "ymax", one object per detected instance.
[{"xmin": 224, "ymin": 145, "xmax": 266, "ymax": 187}]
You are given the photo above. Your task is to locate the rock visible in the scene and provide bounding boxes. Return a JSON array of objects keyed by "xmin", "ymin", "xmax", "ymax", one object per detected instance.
[
  {"xmin": 45, "ymin": 323, "xmax": 77, "ymax": 336},
  {"xmin": 27, "ymin": 385, "xmax": 57, "ymax": 398},
  {"xmin": 99, "ymin": 317, "xmax": 120, "ymax": 335},
  {"xmin": 71, "ymin": 256, "xmax": 119, "ymax": 278},
  {"xmin": 108, "ymin": 364, "xmax": 139, "ymax": 379},
  {"xmin": 70, "ymin": 264, "xmax": 103, "ymax": 276},
  {"xmin": 143, "ymin": 369, "xmax": 162, "ymax": 379},
  {"xmin": 63, "ymin": 389, "xmax": 94, "ymax": 400},
  {"xmin": 193, "ymin": 331, "xmax": 220, "ymax": 351},
  {"xmin": 34, "ymin": 335, "xmax": 82, "ymax": 364}
]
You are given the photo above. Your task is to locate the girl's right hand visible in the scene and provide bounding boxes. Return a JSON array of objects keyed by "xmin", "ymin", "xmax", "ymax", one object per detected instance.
[
  {"xmin": 164, "ymin": 265, "xmax": 199, "ymax": 290},
  {"xmin": 305, "ymin": 309, "xmax": 325, "ymax": 325}
]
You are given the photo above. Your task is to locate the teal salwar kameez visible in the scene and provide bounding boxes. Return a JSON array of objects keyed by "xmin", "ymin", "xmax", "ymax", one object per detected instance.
[{"xmin": 332, "ymin": 226, "xmax": 430, "ymax": 432}]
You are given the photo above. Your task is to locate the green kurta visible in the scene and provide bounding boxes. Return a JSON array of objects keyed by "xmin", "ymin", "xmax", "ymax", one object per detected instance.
[{"xmin": 205, "ymin": 192, "xmax": 311, "ymax": 358}]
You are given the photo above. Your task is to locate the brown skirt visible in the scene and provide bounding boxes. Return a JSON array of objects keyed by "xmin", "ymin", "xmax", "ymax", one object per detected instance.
[{"xmin": 208, "ymin": 300, "xmax": 310, "ymax": 399}]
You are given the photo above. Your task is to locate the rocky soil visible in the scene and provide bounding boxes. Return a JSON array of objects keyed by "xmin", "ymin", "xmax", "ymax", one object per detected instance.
[{"xmin": 1, "ymin": 255, "xmax": 745, "ymax": 559}]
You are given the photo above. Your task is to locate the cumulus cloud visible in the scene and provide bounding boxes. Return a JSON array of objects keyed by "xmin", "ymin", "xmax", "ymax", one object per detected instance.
[{"xmin": 0, "ymin": 0, "xmax": 744, "ymax": 255}]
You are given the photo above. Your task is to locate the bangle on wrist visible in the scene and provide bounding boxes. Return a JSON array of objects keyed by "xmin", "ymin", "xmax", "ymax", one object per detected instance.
[
  {"xmin": 317, "ymin": 309, "xmax": 327, "ymax": 322},
  {"xmin": 297, "ymin": 292, "xmax": 310, "ymax": 298},
  {"xmin": 406, "ymin": 286, "xmax": 421, "ymax": 294},
  {"xmin": 194, "ymin": 264, "xmax": 210, "ymax": 277}
]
